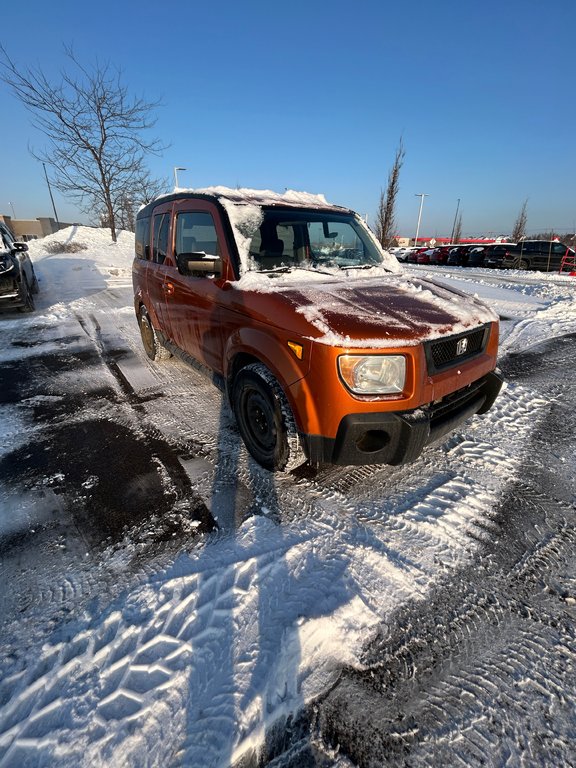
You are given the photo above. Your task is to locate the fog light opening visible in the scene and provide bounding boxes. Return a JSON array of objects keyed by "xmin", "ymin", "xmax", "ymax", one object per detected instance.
[{"xmin": 356, "ymin": 430, "xmax": 390, "ymax": 454}]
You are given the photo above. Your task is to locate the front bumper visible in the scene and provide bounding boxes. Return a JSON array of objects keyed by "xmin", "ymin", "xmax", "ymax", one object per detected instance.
[{"xmin": 302, "ymin": 370, "xmax": 503, "ymax": 466}]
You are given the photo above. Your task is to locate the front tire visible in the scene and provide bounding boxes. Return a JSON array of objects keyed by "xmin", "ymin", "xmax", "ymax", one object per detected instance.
[
  {"xmin": 138, "ymin": 306, "xmax": 172, "ymax": 361},
  {"xmin": 19, "ymin": 276, "xmax": 34, "ymax": 312},
  {"xmin": 232, "ymin": 363, "xmax": 306, "ymax": 472},
  {"xmin": 513, "ymin": 257, "xmax": 529, "ymax": 270}
]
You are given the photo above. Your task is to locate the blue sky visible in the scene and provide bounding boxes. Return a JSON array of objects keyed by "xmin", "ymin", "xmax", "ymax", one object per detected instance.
[{"xmin": 1, "ymin": 0, "xmax": 575, "ymax": 238}]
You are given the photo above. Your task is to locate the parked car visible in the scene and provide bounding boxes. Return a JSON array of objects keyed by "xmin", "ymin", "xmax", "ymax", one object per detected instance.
[
  {"xmin": 416, "ymin": 248, "xmax": 436, "ymax": 265},
  {"xmin": 0, "ymin": 222, "xmax": 38, "ymax": 312},
  {"xmin": 467, "ymin": 246, "xmax": 489, "ymax": 268},
  {"xmin": 429, "ymin": 246, "xmax": 452, "ymax": 265},
  {"xmin": 133, "ymin": 188, "xmax": 502, "ymax": 471},
  {"xmin": 446, "ymin": 245, "xmax": 474, "ymax": 267},
  {"xmin": 483, "ymin": 243, "xmax": 517, "ymax": 269},
  {"xmin": 406, "ymin": 247, "xmax": 428, "ymax": 264},
  {"xmin": 500, "ymin": 240, "xmax": 575, "ymax": 272},
  {"xmin": 391, "ymin": 247, "xmax": 410, "ymax": 263}
]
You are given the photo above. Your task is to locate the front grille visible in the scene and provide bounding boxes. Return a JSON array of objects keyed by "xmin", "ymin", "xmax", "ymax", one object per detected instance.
[{"xmin": 425, "ymin": 325, "xmax": 489, "ymax": 374}]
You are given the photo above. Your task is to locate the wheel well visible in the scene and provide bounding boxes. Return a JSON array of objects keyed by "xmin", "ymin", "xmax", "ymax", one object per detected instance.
[{"xmin": 227, "ymin": 353, "xmax": 260, "ymax": 401}]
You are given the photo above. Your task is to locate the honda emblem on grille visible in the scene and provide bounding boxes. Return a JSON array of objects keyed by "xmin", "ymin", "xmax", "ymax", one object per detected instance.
[{"xmin": 456, "ymin": 337, "xmax": 468, "ymax": 356}]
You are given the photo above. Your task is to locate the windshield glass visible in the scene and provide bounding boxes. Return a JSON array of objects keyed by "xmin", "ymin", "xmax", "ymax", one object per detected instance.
[{"xmin": 247, "ymin": 209, "xmax": 384, "ymax": 272}]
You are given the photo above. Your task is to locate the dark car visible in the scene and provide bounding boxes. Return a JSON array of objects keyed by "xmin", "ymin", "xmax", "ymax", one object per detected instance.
[
  {"xmin": 446, "ymin": 245, "xmax": 476, "ymax": 267},
  {"xmin": 483, "ymin": 243, "xmax": 517, "ymax": 269},
  {"xmin": 0, "ymin": 222, "xmax": 38, "ymax": 312},
  {"xmin": 501, "ymin": 240, "xmax": 575, "ymax": 272},
  {"xmin": 467, "ymin": 246, "xmax": 489, "ymax": 268}
]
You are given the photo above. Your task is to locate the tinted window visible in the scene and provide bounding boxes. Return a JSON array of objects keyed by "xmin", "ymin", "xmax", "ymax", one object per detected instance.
[
  {"xmin": 175, "ymin": 212, "xmax": 220, "ymax": 256},
  {"xmin": 153, "ymin": 213, "xmax": 170, "ymax": 264},
  {"xmin": 135, "ymin": 216, "xmax": 151, "ymax": 260},
  {"xmin": 552, "ymin": 242, "xmax": 566, "ymax": 254}
]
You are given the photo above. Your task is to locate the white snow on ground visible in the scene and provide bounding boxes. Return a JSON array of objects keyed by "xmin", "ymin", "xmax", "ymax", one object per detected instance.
[{"xmin": 1, "ymin": 227, "xmax": 576, "ymax": 766}]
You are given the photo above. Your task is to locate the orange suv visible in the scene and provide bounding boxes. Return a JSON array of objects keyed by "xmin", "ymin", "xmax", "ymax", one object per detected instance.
[{"xmin": 133, "ymin": 188, "xmax": 502, "ymax": 471}]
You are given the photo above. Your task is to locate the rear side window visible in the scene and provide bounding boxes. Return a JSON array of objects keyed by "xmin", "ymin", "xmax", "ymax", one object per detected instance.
[
  {"xmin": 153, "ymin": 213, "xmax": 171, "ymax": 264},
  {"xmin": 175, "ymin": 212, "xmax": 220, "ymax": 256},
  {"xmin": 135, "ymin": 216, "xmax": 151, "ymax": 260}
]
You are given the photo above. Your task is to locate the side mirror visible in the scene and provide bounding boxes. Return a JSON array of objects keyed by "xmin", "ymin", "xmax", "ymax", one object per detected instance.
[
  {"xmin": 176, "ymin": 252, "xmax": 222, "ymax": 278},
  {"xmin": 12, "ymin": 241, "xmax": 29, "ymax": 252}
]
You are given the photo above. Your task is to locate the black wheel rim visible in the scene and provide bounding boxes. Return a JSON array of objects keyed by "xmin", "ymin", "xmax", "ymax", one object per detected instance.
[{"xmin": 241, "ymin": 386, "xmax": 278, "ymax": 458}]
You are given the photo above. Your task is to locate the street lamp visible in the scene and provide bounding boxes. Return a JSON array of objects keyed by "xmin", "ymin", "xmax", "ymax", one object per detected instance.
[
  {"xmin": 414, "ymin": 193, "xmax": 429, "ymax": 246},
  {"xmin": 174, "ymin": 167, "xmax": 187, "ymax": 188},
  {"xmin": 450, "ymin": 198, "xmax": 461, "ymax": 244},
  {"xmin": 43, "ymin": 163, "xmax": 60, "ymax": 224}
]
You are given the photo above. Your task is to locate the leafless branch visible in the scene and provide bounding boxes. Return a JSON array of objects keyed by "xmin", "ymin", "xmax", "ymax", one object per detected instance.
[{"xmin": 0, "ymin": 44, "xmax": 167, "ymax": 241}]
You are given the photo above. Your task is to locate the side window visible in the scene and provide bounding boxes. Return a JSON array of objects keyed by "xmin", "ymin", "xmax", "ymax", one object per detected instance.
[
  {"xmin": 175, "ymin": 212, "xmax": 220, "ymax": 256},
  {"xmin": 276, "ymin": 223, "xmax": 296, "ymax": 258},
  {"xmin": 153, "ymin": 212, "xmax": 170, "ymax": 264},
  {"xmin": 553, "ymin": 242, "xmax": 566, "ymax": 254},
  {"xmin": 135, "ymin": 216, "xmax": 151, "ymax": 260}
]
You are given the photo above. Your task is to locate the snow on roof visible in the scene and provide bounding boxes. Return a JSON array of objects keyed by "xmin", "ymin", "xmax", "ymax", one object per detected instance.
[{"xmin": 174, "ymin": 186, "xmax": 343, "ymax": 210}]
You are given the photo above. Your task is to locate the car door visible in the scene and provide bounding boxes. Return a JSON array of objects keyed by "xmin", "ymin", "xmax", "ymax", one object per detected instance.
[
  {"xmin": 146, "ymin": 202, "xmax": 175, "ymax": 336},
  {"xmin": 165, "ymin": 200, "xmax": 231, "ymax": 372}
]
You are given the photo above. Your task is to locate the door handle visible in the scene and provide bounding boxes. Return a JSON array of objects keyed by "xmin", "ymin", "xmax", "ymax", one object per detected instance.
[{"xmin": 162, "ymin": 282, "xmax": 175, "ymax": 296}]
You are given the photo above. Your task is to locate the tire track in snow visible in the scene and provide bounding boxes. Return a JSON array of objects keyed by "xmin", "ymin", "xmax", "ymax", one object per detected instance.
[{"xmin": 311, "ymin": 336, "xmax": 576, "ymax": 768}]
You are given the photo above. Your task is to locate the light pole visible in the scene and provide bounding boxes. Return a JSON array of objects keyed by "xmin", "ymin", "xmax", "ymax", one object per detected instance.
[
  {"xmin": 174, "ymin": 167, "xmax": 187, "ymax": 188},
  {"xmin": 414, "ymin": 193, "xmax": 429, "ymax": 246},
  {"xmin": 450, "ymin": 198, "xmax": 460, "ymax": 244},
  {"xmin": 8, "ymin": 201, "xmax": 16, "ymax": 219},
  {"xmin": 43, "ymin": 163, "xmax": 60, "ymax": 224}
]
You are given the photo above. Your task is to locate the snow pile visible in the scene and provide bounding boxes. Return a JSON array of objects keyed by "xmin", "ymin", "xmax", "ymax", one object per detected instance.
[
  {"xmin": 25, "ymin": 226, "xmax": 135, "ymax": 312},
  {"xmin": 28, "ymin": 225, "xmax": 134, "ymax": 268}
]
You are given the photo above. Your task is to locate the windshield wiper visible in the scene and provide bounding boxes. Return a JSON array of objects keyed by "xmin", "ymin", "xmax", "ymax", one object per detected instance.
[
  {"xmin": 258, "ymin": 265, "xmax": 336, "ymax": 277},
  {"xmin": 339, "ymin": 263, "xmax": 379, "ymax": 270},
  {"xmin": 257, "ymin": 266, "xmax": 292, "ymax": 274}
]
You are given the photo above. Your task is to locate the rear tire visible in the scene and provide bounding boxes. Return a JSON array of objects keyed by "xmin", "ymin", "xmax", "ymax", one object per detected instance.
[
  {"xmin": 232, "ymin": 363, "xmax": 306, "ymax": 472},
  {"xmin": 138, "ymin": 306, "xmax": 172, "ymax": 361}
]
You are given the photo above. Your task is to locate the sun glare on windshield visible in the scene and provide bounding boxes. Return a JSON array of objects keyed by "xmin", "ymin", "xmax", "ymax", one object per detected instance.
[{"xmin": 248, "ymin": 210, "xmax": 383, "ymax": 272}]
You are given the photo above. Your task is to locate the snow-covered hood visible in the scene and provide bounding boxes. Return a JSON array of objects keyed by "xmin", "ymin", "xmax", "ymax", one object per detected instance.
[{"xmin": 230, "ymin": 272, "xmax": 498, "ymax": 348}]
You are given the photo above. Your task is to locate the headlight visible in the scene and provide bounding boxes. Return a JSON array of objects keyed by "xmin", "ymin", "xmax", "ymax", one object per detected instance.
[{"xmin": 338, "ymin": 354, "xmax": 406, "ymax": 395}]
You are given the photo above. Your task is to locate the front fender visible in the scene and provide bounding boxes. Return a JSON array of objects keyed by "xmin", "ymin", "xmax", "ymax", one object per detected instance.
[{"xmin": 224, "ymin": 327, "xmax": 317, "ymax": 432}]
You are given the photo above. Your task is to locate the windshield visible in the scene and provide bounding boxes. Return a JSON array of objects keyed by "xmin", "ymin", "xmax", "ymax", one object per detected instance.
[{"xmin": 247, "ymin": 209, "xmax": 384, "ymax": 272}]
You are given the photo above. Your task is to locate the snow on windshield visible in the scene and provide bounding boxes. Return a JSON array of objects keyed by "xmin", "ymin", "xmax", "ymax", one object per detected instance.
[{"xmin": 209, "ymin": 186, "xmax": 401, "ymax": 277}]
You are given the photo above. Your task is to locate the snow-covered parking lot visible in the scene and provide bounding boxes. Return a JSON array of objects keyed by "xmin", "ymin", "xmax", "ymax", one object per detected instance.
[{"xmin": 1, "ymin": 228, "xmax": 575, "ymax": 767}]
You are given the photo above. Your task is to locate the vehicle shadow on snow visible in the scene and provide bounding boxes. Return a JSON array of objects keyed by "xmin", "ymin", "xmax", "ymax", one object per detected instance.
[
  {"xmin": 175, "ymin": 282, "xmax": 354, "ymax": 766},
  {"xmin": 178, "ymin": 400, "xmax": 314, "ymax": 767}
]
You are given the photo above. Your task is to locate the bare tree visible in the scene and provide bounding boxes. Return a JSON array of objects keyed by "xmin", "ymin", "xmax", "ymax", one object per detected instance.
[
  {"xmin": 452, "ymin": 212, "xmax": 463, "ymax": 244},
  {"xmin": 99, "ymin": 172, "xmax": 169, "ymax": 232},
  {"xmin": 0, "ymin": 45, "xmax": 166, "ymax": 242},
  {"xmin": 511, "ymin": 199, "xmax": 528, "ymax": 242},
  {"xmin": 375, "ymin": 138, "xmax": 405, "ymax": 249}
]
